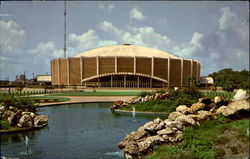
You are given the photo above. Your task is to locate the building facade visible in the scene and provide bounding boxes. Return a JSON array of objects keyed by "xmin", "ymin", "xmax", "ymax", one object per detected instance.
[{"xmin": 50, "ymin": 44, "xmax": 201, "ymax": 88}]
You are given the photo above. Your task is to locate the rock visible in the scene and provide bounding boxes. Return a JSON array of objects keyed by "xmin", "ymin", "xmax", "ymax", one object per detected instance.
[
  {"xmin": 190, "ymin": 103, "xmax": 206, "ymax": 112},
  {"xmin": 164, "ymin": 119, "xmax": 184, "ymax": 130},
  {"xmin": 149, "ymin": 95, "xmax": 154, "ymax": 101},
  {"xmin": 7, "ymin": 111, "xmax": 15, "ymax": 124},
  {"xmin": 115, "ymin": 100, "xmax": 123, "ymax": 106},
  {"xmin": 17, "ymin": 114, "xmax": 34, "ymax": 128},
  {"xmin": 175, "ymin": 114, "xmax": 196, "ymax": 126},
  {"xmin": 222, "ymin": 100, "xmax": 249, "ymax": 118},
  {"xmin": 12, "ymin": 110, "xmax": 23, "ymax": 125},
  {"xmin": 188, "ymin": 111, "xmax": 211, "ymax": 121},
  {"xmin": 157, "ymin": 127, "xmax": 176, "ymax": 136},
  {"xmin": 124, "ymin": 142, "xmax": 139, "ymax": 155},
  {"xmin": 197, "ymin": 110, "xmax": 212, "ymax": 117},
  {"xmin": 0, "ymin": 105, "xmax": 5, "ymax": 111},
  {"xmin": 137, "ymin": 135, "xmax": 164, "ymax": 153},
  {"xmin": 22, "ymin": 112, "xmax": 36, "ymax": 118},
  {"xmin": 144, "ymin": 118, "xmax": 165, "ymax": 134},
  {"xmin": 168, "ymin": 112, "xmax": 183, "ymax": 121},
  {"xmin": 118, "ymin": 141, "xmax": 127, "ymax": 149},
  {"xmin": 216, "ymin": 106, "xmax": 227, "ymax": 115},
  {"xmin": 168, "ymin": 130, "xmax": 183, "ymax": 142},
  {"xmin": 154, "ymin": 93, "xmax": 161, "ymax": 100},
  {"xmin": 214, "ymin": 96, "xmax": 222, "ymax": 104},
  {"xmin": 34, "ymin": 115, "xmax": 49, "ymax": 128},
  {"xmin": 176, "ymin": 105, "xmax": 193, "ymax": 114},
  {"xmin": 234, "ymin": 89, "xmax": 249, "ymax": 101},
  {"xmin": 198, "ymin": 97, "xmax": 213, "ymax": 105},
  {"xmin": 124, "ymin": 153, "xmax": 133, "ymax": 159}
]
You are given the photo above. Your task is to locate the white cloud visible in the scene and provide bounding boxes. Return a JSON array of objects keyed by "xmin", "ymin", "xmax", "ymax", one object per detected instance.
[
  {"xmin": 130, "ymin": 8, "xmax": 145, "ymax": 21},
  {"xmin": 0, "ymin": 14, "xmax": 13, "ymax": 17},
  {"xmin": 99, "ymin": 4, "xmax": 115, "ymax": 13},
  {"xmin": 0, "ymin": 20, "xmax": 26, "ymax": 52}
]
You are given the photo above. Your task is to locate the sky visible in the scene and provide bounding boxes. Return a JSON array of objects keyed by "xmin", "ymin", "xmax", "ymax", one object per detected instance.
[{"xmin": 0, "ymin": 1, "xmax": 249, "ymax": 80}]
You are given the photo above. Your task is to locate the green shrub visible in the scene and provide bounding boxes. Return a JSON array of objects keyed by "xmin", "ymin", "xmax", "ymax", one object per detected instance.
[
  {"xmin": 0, "ymin": 120, "xmax": 11, "ymax": 130},
  {"xmin": 0, "ymin": 94, "xmax": 37, "ymax": 112}
]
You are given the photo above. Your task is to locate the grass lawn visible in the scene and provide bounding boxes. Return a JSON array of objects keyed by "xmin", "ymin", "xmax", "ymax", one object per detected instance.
[
  {"xmin": 30, "ymin": 96, "xmax": 70, "ymax": 102},
  {"xmin": 201, "ymin": 91, "xmax": 235, "ymax": 100},
  {"xmin": 120, "ymin": 99, "xmax": 177, "ymax": 113},
  {"xmin": 146, "ymin": 117, "xmax": 249, "ymax": 159},
  {"xmin": 50, "ymin": 91, "xmax": 141, "ymax": 96}
]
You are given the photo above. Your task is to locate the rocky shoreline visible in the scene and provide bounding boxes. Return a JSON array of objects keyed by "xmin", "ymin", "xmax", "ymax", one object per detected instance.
[
  {"xmin": 110, "ymin": 92, "xmax": 169, "ymax": 111},
  {"xmin": 117, "ymin": 91, "xmax": 249, "ymax": 159},
  {"xmin": 0, "ymin": 106, "xmax": 49, "ymax": 133}
]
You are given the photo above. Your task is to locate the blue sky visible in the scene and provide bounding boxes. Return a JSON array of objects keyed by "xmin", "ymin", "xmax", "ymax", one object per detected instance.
[{"xmin": 0, "ymin": 1, "xmax": 249, "ymax": 80}]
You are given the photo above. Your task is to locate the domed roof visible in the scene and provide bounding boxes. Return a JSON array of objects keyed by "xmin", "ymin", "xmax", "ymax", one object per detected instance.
[{"xmin": 74, "ymin": 44, "xmax": 177, "ymax": 58}]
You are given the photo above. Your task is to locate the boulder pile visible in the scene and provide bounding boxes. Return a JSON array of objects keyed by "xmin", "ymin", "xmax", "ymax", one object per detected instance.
[
  {"xmin": 0, "ymin": 106, "xmax": 48, "ymax": 129},
  {"xmin": 110, "ymin": 92, "xmax": 169, "ymax": 110},
  {"xmin": 118, "ymin": 95, "xmax": 249, "ymax": 159}
]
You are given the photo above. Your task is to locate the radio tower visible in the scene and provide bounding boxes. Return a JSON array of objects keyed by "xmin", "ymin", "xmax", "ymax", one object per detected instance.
[{"xmin": 64, "ymin": 0, "xmax": 67, "ymax": 58}]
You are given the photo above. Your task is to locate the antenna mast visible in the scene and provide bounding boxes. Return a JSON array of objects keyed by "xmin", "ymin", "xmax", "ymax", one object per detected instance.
[{"xmin": 64, "ymin": 0, "xmax": 67, "ymax": 58}]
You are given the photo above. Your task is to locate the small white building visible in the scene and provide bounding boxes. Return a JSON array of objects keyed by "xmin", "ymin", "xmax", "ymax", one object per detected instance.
[
  {"xmin": 36, "ymin": 75, "xmax": 51, "ymax": 84},
  {"xmin": 200, "ymin": 76, "xmax": 214, "ymax": 88}
]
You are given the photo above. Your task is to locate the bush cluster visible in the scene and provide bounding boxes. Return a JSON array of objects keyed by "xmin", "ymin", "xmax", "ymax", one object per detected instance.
[{"xmin": 0, "ymin": 94, "xmax": 37, "ymax": 112}]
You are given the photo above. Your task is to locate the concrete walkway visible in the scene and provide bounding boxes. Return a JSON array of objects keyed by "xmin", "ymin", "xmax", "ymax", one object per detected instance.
[{"xmin": 38, "ymin": 96, "xmax": 135, "ymax": 107}]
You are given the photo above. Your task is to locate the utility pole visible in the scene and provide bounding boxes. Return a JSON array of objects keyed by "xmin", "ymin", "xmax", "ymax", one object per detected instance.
[{"xmin": 64, "ymin": 0, "xmax": 67, "ymax": 58}]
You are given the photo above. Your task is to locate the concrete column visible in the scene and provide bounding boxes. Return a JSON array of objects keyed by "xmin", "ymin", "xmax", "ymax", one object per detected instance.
[
  {"xmin": 115, "ymin": 56, "xmax": 117, "ymax": 73},
  {"xmin": 181, "ymin": 58, "xmax": 183, "ymax": 88},
  {"xmin": 190, "ymin": 59, "xmax": 193, "ymax": 86},
  {"xmin": 124, "ymin": 75, "xmax": 126, "ymax": 88},
  {"xmin": 96, "ymin": 56, "xmax": 99, "ymax": 75},
  {"xmin": 67, "ymin": 58, "xmax": 70, "ymax": 86},
  {"xmin": 80, "ymin": 57, "xmax": 83, "ymax": 85},
  {"xmin": 134, "ymin": 56, "xmax": 136, "ymax": 74},
  {"xmin": 51, "ymin": 60, "xmax": 54, "ymax": 85},
  {"xmin": 168, "ymin": 57, "xmax": 170, "ymax": 88},
  {"xmin": 151, "ymin": 56, "xmax": 154, "ymax": 76},
  {"xmin": 58, "ymin": 58, "xmax": 60, "ymax": 85},
  {"xmin": 196, "ymin": 61, "xmax": 199, "ymax": 82},
  {"xmin": 190, "ymin": 59, "xmax": 193, "ymax": 77}
]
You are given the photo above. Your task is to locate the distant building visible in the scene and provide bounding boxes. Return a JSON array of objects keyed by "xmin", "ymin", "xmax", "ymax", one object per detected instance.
[
  {"xmin": 50, "ymin": 44, "xmax": 201, "ymax": 88},
  {"xmin": 200, "ymin": 76, "xmax": 214, "ymax": 88},
  {"xmin": 36, "ymin": 75, "xmax": 51, "ymax": 85}
]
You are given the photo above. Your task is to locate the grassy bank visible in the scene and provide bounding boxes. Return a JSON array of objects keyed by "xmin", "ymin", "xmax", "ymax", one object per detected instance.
[
  {"xmin": 120, "ymin": 88, "xmax": 202, "ymax": 113},
  {"xmin": 146, "ymin": 117, "xmax": 249, "ymax": 159},
  {"xmin": 51, "ymin": 91, "xmax": 141, "ymax": 96}
]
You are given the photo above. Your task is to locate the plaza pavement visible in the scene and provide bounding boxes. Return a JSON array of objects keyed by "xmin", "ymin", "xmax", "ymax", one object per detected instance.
[{"xmin": 38, "ymin": 96, "xmax": 135, "ymax": 107}]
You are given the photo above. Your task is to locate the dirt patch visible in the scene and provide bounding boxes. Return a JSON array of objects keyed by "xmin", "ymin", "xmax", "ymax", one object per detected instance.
[{"xmin": 213, "ymin": 128, "xmax": 249, "ymax": 159}]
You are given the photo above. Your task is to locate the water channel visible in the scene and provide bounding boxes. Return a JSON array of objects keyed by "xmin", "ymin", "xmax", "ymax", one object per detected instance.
[{"xmin": 1, "ymin": 102, "xmax": 166, "ymax": 159}]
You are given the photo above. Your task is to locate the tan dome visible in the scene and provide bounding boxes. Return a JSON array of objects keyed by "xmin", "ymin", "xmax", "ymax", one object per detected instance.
[{"xmin": 74, "ymin": 44, "xmax": 177, "ymax": 58}]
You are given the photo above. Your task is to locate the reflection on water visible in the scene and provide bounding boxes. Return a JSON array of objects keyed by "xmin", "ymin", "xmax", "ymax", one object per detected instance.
[{"xmin": 1, "ymin": 102, "xmax": 165, "ymax": 159}]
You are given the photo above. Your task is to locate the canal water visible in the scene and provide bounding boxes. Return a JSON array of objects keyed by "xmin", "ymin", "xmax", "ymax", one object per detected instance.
[{"xmin": 1, "ymin": 103, "xmax": 166, "ymax": 159}]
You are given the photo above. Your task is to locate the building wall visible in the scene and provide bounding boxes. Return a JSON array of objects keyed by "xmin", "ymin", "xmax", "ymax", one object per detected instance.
[
  {"xmin": 52, "ymin": 59, "xmax": 59, "ymax": 85},
  {"xmin": 154, "ymin": 58, "xmax": 168, "ymax": 80},
  {"xmin": 51, "ymin": 56, "xmax": 201, "ymax": 87},
  {"xmin": 117, "ymin": 57, "xmax": 134, "ymax": 73},
  {"xmin": 136, "ymin": 57, "xmax": 151, "ymax": 75},
  {"xmin": 59, "ymin": 59, "xmax": 68, "ymax": 85},
  {"xmin": 99, "ymin": 57, "xmax": 115, "ymax": 74},
  {"xmin": 169, "ymin": 59, "xmax": 181, "ymax": 86},
  {"xmin": 82, "ymin": 57, "xmax": 97, "ymax": 79},
  {"xmin": 183, "ymin": 60, "xmax": 191, "ymax": 86},
  {"xmin": 69, "ymin": 58, "xmax": 81, "ymax": 85}
]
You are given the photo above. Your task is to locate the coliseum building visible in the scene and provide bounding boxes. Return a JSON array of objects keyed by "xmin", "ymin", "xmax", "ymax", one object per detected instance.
[{"xmin": 50, "ymin": 44, "xmax": 200, "ymax": 88}]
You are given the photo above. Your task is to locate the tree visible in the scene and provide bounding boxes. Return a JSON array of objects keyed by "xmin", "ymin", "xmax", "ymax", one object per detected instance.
[{"xmin": 208, "ymin": 68, "xmax": 249, "ymax": 91}]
